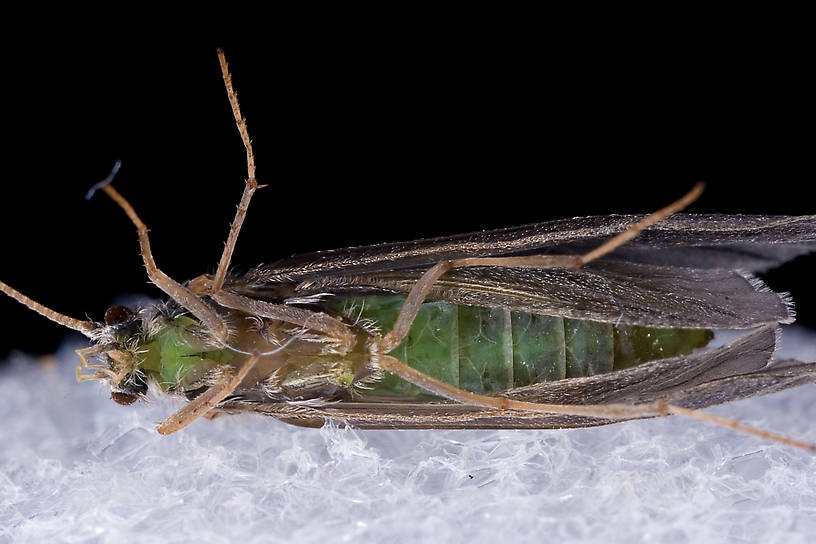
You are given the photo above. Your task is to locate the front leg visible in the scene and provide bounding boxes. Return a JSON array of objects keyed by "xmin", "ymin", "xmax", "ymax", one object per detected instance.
[{"xmin": 157, "ymin": 354, "xmax": 260, "ymax": 434}]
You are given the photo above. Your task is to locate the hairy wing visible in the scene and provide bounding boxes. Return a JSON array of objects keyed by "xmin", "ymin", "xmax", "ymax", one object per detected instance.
[
  {"xmin": 250, "ymin": 261, "xmax": 792, "ymax": 329},
  {"xmin": 247, "ymin": 214, "xmax": 816, "ymax": 283},
  {"xmin": 221, "ymin": 327, "xmax": 816, "ymax": 429}
]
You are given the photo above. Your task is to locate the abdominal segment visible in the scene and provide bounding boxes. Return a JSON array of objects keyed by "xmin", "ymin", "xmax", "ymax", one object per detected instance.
[{"xmin": 336, "ymin": 295, "xmax": 713, "ymax": 397}]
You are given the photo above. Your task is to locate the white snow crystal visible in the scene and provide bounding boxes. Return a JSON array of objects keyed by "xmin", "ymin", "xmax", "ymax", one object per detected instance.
[{"xmin": 1, "ymin": 327, "xmax": 814, "ymax": 543}]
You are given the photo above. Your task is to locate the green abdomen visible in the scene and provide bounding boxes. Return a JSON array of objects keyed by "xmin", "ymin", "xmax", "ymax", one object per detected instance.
[{"xmin": 342, "ymin": 295, "xmax": 712, "ymax": 396}]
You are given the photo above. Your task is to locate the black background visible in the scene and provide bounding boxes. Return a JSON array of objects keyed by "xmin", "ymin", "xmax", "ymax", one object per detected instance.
[{"xmin": 1, "ymin": 38, "xmax": 813, "ymax": 358}]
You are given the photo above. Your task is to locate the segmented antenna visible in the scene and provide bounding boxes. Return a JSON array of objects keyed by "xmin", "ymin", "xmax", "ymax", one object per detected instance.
[
  {"xmin": 0, "ymin": 163, "xmax": 129, "ymax": 337},
  {"xmin": 0, "ymin": 280, "xmax": 96, "ymax": 336}
]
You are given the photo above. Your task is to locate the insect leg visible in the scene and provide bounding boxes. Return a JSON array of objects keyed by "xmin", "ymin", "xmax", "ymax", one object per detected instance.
[
  {"xmin": 374, "ymin": 182, "xmax": 705, "ymax": 353},
  {"xmin": 448, "ymin": 181, "xmax": 706, "ymax": 272},
  {"xmin": 157, "ymin": 353, "xmax": 261, "ymax": 434},
  {"xmin": 211, "ymin": 49, "xmax": 263, "ymax": 296},
  {"xmin": 374, "ymin": 354, "xmax": 661, "ymax": 419},
  {"xmin": 663, "ymin": 403, "xmax": 815, "ymax": 452},
  {"xmin": 96, "ymin": 184, "xmax": 230, "ymax": 343},
  {"xmin": 373, "ymin": 354, "xmax": 815, "ymax": 451},
  {"xmin": 575, "ymin": 181, "xmax": 705, "ymax": 268},
  {"xmin": 211, "ymin": 290, "xmax": 356, "ymax": 352},
  {"xmin": 369, "ymin": 183, "xmax": 814, "ymax": 450}
]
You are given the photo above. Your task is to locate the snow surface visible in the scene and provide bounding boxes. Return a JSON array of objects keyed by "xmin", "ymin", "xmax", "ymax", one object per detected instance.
[{"xmin": 1, "ymin": 327, "xmax": 815, "ymax": 544}]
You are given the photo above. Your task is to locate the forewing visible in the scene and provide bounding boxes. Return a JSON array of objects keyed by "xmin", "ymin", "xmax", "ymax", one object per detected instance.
[
  {"xmin": 248, "ymin": 214, "xmax": 816, "ymax": 283},
  {"xmin": 278, "ymin": 261, "xmax": 792, "ymax": 329},
  {"xmin": 222, "ymin": 327, "xmax": 816, "ymax": 429}
]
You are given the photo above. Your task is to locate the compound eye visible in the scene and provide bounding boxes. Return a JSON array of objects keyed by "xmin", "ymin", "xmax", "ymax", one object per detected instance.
[
  {"xmin": 104, "ymin": 305, "xmax": 133, "ymax": 326},
  {"xmin": 111, "ymin": 391, "xmax": 138, "ymax": 405}
]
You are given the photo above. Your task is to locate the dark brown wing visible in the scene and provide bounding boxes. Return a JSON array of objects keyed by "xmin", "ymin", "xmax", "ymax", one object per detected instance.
[
  {"xmin": 282, "ymin": 262, "xmax": 792, "ymax": 328},
  {"xmin": 227, "ymin": 214, "xmax": 815, "ymax": 330},
  {"xmin": 247, "ymin": 214, "xmax": 816, "ymax": 283},
  {"xmin": 220, "ymin": 327, "xmax": 816, "ymax": 429}
]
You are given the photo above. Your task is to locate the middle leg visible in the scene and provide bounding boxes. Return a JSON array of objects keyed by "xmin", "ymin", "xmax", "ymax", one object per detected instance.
[{"xmin": 374, "ymin": 182, "xmax": 705, "ymax": 354}]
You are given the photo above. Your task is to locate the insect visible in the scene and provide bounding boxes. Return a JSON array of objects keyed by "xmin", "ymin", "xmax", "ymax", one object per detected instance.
[{"xmin": 2, "ymin": 50, "xmax": 815, "ymax": 450}]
